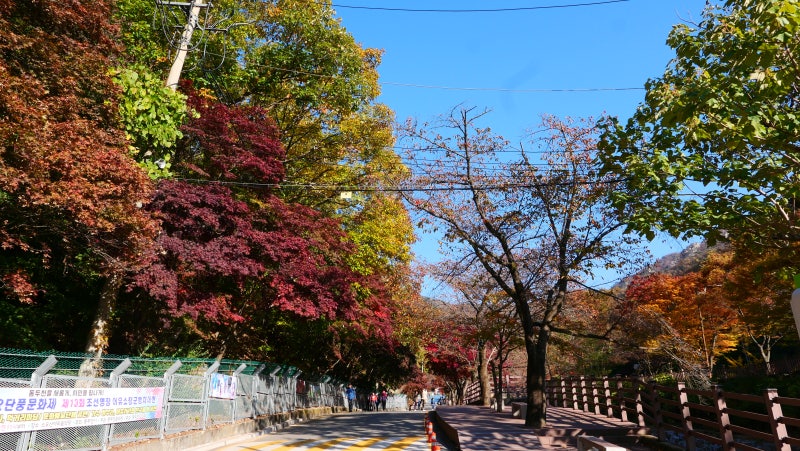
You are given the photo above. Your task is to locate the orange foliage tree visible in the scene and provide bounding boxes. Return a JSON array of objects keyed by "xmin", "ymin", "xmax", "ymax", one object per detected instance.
[{"xmin": 625, "ymin": 267, "xmax": 739, "ymax": 381}]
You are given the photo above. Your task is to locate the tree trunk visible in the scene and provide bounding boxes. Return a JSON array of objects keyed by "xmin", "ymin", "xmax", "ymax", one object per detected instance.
[
  {"xmin": 477, "ymin": 341, "xmax": 492, "ymax": 406},
  {"xmin": 495, "ymin": 359, "xmax": 505, "ymax": 412},
  {"xmin": 524, "ymin": 326, "xmax": 550, "ymax": 428},
  {"xmin": 79, "ymin": 272, "xmax": 123, "ymax": 377}
]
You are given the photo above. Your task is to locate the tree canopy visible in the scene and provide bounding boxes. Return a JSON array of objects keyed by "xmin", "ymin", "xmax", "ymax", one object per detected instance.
[
  {"xmin": 598, "ymin": 0, "xmax": 800, "ymax": 252},
  {"xmin": 401, "ymin": 109, "xmax": 642, "ymax": 426},
  {"xmin": 0, "ymin": 0, "xmax": 419, "ymax": 387}
]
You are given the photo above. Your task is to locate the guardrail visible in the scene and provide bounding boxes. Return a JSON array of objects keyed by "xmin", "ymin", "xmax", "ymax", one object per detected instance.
[
  {"xmin": 0, "ymin": 352, "xmax": 344, "ymax": 451},
  {"xmin": 546, "ymin": 376, "xmax": 800, "ymax": 451}
]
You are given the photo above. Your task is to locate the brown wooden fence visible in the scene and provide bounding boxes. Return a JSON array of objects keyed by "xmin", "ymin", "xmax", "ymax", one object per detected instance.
[{"xmin": 546, "ymin": 376, "xmax": 800, "ymax": 451}]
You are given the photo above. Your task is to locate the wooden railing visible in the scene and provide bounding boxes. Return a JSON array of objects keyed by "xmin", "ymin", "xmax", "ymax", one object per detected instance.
[{"xmin": 545, "ymin": 376, "xmax": 800, "ymax": 451}]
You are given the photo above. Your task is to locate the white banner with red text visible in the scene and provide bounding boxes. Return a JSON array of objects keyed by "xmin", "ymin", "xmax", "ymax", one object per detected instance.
[{"xmin": 0, "ymin": 386, "xmax": 164, "ymax": 433}]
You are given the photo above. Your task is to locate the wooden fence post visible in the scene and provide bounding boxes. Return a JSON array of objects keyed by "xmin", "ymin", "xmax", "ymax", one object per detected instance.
[
  {"xmin": 678, "ymin": 382, "xmax": 696, "ymax": 451},
  {"xmin": 653, "ymin": 382, "xmax": 667, "ymax": 441},
  {"xmin": 634, "ymin": 379, "xmax": 645, "ymax": 427},
  {"xmin": 617, "ymin": 379, "xmax": 628, "ymax": 423},
  {"xmin": 580, "ymin": 376, "xmax": 589, "ymax": 412},
  {"xmin": 604, "ymin": 377, "xmax": 613, "ymax": 418},
  {"xmin": 592, "ymin": 378, "xmax": 601, "ymax": 415},
  {"xmin": 572, "ymin": 377, "xmax": 580, "ymax": 410},
  {"xmin": 712, "ymin": 386, "xmax": 733, "ymax": 451},
  {"xmin": 559, "ymin": 379, "xmax": 566, "ymax": 408},
  {"xmin": 764, "ymin": 388, "xmax": 791, "ymax": 451}
]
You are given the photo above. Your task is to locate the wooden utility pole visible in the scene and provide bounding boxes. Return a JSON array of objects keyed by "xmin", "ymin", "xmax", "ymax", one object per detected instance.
[{"xmin": 164, "ymin": 0, "xmax": 209, "ymax": 90}]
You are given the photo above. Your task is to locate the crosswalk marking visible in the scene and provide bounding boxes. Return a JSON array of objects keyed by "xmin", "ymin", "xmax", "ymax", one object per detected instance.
[
  {"xmin": 306, "ymin": 437, "xmax": 350, "ymax": 450},
  {"xmin": 271, "ymin": 439, "xmax": 318, "ymax": 450},
  {"xmin": 223, "ymin": 439, "xmax": 285, "ymax": 450},
  {"xmin": 221, "ymin": 436, "xmax": 428, "ymax": 451},
  {"xmin": 382, "ymin": 436, "xmax": 427, "ymax": 450},
  {"xmin": 345, "ymin": 437, "xmax": 385, "ymax": 449}
]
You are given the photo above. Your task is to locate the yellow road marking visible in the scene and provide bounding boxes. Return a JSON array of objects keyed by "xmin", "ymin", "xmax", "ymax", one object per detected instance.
[
  {"xmin": 227, "ymin": 438, "xmax": 315, "ymax": 450},
  {"xmin": 269, "ymin": 439, "xmax": 317, "ymax": 450},
  {"xmin": 223, "ymin": 439, "xmax": 284, "ymax": 450},
  {"xmin": 346, "ymin": 437, "xmax": 386, "ymax": 449},
  {"xmin": 382, "ymin": 436, "xmax": 426, "ymax": 450},
  {"xmin": 208, "ymin": 436, "xmax": 424, "ymax": 450},
  {"xmin": 306, "ymin": 437, "xmax": 350, "ymax": 450}
]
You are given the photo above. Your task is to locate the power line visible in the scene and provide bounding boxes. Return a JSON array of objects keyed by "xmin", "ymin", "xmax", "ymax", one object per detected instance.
[
  {"xmin": 382, "ymin": 82, "xmax": 644, "ymax": 93},
  {"xmin": 331, "ymin": 0, "xmax": 629, "ymax": 13},
  {"xmin": 172, "ymin": 176, "xmax": 630, "ymax": 193},
  {"xmin": 199, "ymin": 52, "xmax": 645, "ymax": 94}
]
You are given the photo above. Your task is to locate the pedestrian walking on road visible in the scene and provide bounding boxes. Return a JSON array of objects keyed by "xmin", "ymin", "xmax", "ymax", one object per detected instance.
[
  {"xmin": 346, "ymin": 384, "xmax": 357, "ymax": 412},
  {"xmin": 379, "ymin": 390, "xmax": 388, "ymax": 411},
  {"xmin": 369, "ymin": 392, "xmax": 378, "ymax": 411}
]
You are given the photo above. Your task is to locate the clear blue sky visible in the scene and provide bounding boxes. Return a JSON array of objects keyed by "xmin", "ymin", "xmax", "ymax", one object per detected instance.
[{"xmin": 332, "ymin": 0, "xmax": 710, "ymax": 294}]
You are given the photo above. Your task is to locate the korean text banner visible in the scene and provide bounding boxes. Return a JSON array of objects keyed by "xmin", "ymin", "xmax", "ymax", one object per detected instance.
[{"xmin": 0, "ymin": 386, "xmax": 165, "ymax": 433}]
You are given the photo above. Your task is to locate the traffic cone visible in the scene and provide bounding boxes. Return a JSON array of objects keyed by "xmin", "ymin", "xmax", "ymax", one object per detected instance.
[
  {"xmin": 427, "ymin": 432, "xmax": 436, "ymax": 443},
  {"xmin": 431, "ymin": 443, "xmax": 441, "ymax": 451}
]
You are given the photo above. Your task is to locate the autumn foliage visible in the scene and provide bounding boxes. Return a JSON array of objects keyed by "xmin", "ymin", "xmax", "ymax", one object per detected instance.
[
  {"xmin": 0, "ymin": 1, "xmax": 416, "ymax": 387},
  {"xmin": 0, "ymin": 0, "xmax": 156, "ymax": 347}
]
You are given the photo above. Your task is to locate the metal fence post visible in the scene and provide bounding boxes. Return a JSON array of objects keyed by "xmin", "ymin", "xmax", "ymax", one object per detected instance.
[
  {"xmin": 251, "ymin": 364, "xmax": 265, "ymax": 419},
  {"xmin": 232, "ymin": 363, "xmax": 247, "ymax": 423},
  {"xmin": 16, "ymin": 356, "xmax": 57, "ymax": 451},
  {"xmin": 202, "ymin": 361, "xmax": 221, "ymax": 430},
  {"xmin": 161, "ymin": 360, "xmax": 182, "ymax": 439},
  {"xmin": 291, "ymin": 371, "xmax": 301, "ymax": 411},
  {"xmin": 269, "ymin": 366, "xmax": 281, "ymax": 415},
  {"xmin": 102, "ymin": 358, "xmax": 132, "ymax": 451}
]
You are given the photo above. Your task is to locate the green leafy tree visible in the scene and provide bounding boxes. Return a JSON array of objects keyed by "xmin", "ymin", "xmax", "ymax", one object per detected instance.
[
  {"xmin": 113, "ymin": 65, "xmax": 189, "ymax": 179},
  {"xmin": 598, "ymin": 0, "xmax": 800, "ymax": 251}
]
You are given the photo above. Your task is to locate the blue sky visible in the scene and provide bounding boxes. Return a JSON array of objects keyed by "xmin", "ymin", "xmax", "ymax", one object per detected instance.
[{"xmin": 332, "ymin": 0, "xmax": 710, "ymax": 294}]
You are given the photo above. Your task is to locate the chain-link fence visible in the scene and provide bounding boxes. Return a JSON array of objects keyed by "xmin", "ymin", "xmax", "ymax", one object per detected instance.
[{"xmin": 0, "ymin": 349, "xmax": 346, "ymax": 451}]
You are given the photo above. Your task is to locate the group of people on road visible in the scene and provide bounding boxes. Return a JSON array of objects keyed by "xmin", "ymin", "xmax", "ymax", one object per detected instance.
[
  {"xmin": 346, "ymin": 384, "xmax": 447, "ymax": 412},
  {"xmin": 409, "ymin": 390, "xmax": 446, "ymax": 410},
  {"xmin": 367, "ymin": 390, "xmax": 389, "ymax": 411},
  {"xmin": 345, "ymin": 384, "xmax": 389, "ymax": 412}
]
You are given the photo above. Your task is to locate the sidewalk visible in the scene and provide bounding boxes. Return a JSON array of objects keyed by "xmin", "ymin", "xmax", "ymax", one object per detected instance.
[{"xmin": 431, "ymin": 405, "xmax": 653, "ymax": 450}]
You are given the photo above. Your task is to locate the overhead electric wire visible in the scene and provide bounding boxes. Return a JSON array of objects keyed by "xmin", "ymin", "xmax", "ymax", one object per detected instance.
[
  {"xmin": 330, "ymin": 0, "xmax": 629, "ymax": 13},
  {"xmin": 173, "ymin": 176, "xmax": 630, "ymax": 193},
  {"xmin": 197, "ymin": 51, "xmax": 645, "ymax": 94},
  {"xmin": 381, "ymin": 82, "xmax": 643, "ymax": 92}
]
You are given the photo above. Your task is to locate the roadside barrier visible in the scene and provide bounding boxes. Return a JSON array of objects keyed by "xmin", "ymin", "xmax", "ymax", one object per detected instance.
[
  {"xmin": 0, "ymin": 349, "xmax": 348, "ymax": 451},
  {"xmin": 547, "ymin": 376, "xmax": 800, "ymax": 451}
]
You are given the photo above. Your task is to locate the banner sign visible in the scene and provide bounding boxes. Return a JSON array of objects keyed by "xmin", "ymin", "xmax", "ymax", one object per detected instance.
[
  {"xmin": 209, "ymin": 373, "xmax": 237, "ymax": 399},
  {"xmin": 0, "ymin": 386, "xmax": 165, "ymax": 433}
]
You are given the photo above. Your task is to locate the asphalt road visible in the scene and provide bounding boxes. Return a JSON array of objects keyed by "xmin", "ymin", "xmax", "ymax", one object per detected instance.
[{"xmin": 189, "ymin": 411, "xmax": 437, "ymax": 451}]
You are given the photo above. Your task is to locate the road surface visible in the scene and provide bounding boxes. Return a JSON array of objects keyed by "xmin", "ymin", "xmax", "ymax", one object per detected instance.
[{"xmin": 190, "ymin": 410, "xmax": 435, "ymax": 451}]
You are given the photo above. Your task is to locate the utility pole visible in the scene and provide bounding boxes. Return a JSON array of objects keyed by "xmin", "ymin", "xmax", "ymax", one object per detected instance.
[{"xmin": 163, "ymin": 0, "xmax": 209, "ymax": 90}]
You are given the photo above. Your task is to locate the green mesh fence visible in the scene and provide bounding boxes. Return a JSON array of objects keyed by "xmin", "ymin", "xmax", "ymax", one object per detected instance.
[{"xmin": 0, "ymin": 348, "xmax": 288, "ymax": 379}]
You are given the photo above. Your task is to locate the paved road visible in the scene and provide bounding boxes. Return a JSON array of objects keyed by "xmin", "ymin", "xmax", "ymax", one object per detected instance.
[{"xmin": 189, "ymin": 411, "xmax": 435, "ymax": 451}]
